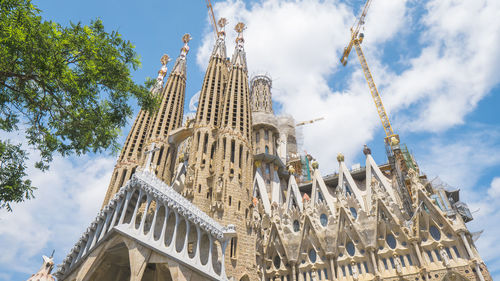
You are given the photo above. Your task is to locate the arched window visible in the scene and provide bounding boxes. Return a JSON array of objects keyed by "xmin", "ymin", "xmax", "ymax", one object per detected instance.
[
  {"xmin": 350, "ymin": 207, "xmax": 358, "ymax": 219},
  {"xmin": 309, "ymin": 249, "xmax": 317, "ymax": 263},
  {"xmin": 386, "ymin": 234, "xmax": 397, "ymax": 249},
  {"xmin": 265, "ymin": 145, "xmax": 269, "ymax": 154},
  {"xmin": 293, "ymin": 220, "xmax": 300, "ymax": 232},
  {"xmin": 273, "ymin": 255, "xmax": 281, "ymax": 269},
  {"xmin": 346, "ymin": 242, "xmax": 355, "ymax": 256},
  {"xmin": 320, "ymin": 214, "xmax": 328, "ymax": 226},
  {"xmin": 230, "ymin": 237, "xmax": 238, "ymax": 258},
  {"xmin": 430, "ymin": 225, "xmax": 441, "ymax": 241}
]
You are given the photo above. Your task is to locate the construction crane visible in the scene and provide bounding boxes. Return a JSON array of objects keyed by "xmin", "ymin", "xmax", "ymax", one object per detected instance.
[
  {"xmin": 205, "ymin": 0, "xmax": 219, "ymax": 38},
  {"xmin": 340, "ymin": 0, "xmax": 398, "ymax": 145},
  {"xmin": 296, "ymin": 117, "xmax": 325, "ymax": 127},
  {"xmin": 340, "ymin": 0, "xmax": 416, "ymax": 217}
]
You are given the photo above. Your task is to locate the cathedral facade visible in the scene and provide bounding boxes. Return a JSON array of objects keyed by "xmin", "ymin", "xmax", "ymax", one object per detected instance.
[{"xmin": 52, "ymin": 19, "xmax": 492, "ymax": 281}]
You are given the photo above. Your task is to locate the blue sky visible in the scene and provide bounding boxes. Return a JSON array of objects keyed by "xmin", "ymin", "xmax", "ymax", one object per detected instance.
[{"xmin": 1, "ymin": 0, "xmax": 499, "ymax": 280}]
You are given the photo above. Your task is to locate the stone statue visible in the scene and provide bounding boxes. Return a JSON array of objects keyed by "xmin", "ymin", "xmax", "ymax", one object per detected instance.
[
  {"xmin": 363, "ymin": 144, "xmax": 371, "ymax": 155},
  {"xmin": 439, "ymin": 247, "xmax": 450, "ymax": 267},
  {"xmin": 394, "ymin": 255, "xmax": 403, "ymax": 275},
  {"xmin": 252, "ymin": 206, "xmax": 261, "ymax": 229},
  {"xmin": 185, "ymin": 165, "xmax": 194, "ymax": 187},
  {"xmin": 215, "ymin": 176, "xmax": 224, "ymax": 200},
  {"xmin": 351, "ymin": 262, "xmax": 359, "ymax": 280},
  {"xmin": 27, "ymin": 255, "xmax": 55, "ymax": 281}
]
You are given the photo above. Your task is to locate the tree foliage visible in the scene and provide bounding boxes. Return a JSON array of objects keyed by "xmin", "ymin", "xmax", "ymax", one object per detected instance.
[{"xmin": 0, "ymin": 0, "xmax": 155, "ymax": 210}]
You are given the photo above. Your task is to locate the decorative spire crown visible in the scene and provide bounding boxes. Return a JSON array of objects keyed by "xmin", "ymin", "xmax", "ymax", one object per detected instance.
[
  {"xmin": 231, "ymin": 22, "xmax": 247, "ymax": 69},
  {"xmin": 235, "ymin": 22, "xmax": 246, "ymax": 48},
  {"xmin": 158, "ymin": 54, "xmax": 170, "ymax": 80},
  {"xmin": 180, "ymin": 33, "xmax": 192, "ymax": 59},
  {"xmin": 211, "ymin": 18, "xmax": 228, "ymax": 58},
  {"xmin": 217, "ymin": 18, "xmax": 228, "ymax": 39},
  {"xmin": 150, "ymin": 54, "xmax": 170, "ymax": 94}
]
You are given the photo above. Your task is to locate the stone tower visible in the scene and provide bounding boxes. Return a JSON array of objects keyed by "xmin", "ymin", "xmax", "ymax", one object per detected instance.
[
  {"xmin": 186, "ymin": 18, "xmax": 229, "ymax": 211},
  {"xmin": 251, "ymin": 75, "xmax": 283, "ymax": 201},
  {"xmin": 102, "ymin": 35, "xmax": 190, "ymax": 206},
  {"xmin": 213, "ymin": 22, "xmax": 256, "ymax": 279},
  {"xmin": 250, "ymin": 75, "xmax": 273, "ymax": 114}
]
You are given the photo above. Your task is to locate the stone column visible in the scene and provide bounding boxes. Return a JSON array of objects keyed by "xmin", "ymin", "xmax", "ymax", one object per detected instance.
[
  {"xmin": 292, "ymin": 262, "xmax": 297, "ymax": 281},
  {"xmin": 460, "ymin": 232, "xmax": 474, "ymax": 259},
  {"xmin": 412, "ymin": 241, "xmax": 424, "ymax": 266},
  {"xmin": 369, "ymin": 249, "xmax": 379, "ymax": 276},
  {"xmin": 328, "ymin": 256, "xmax": 336, "ymax": 280},
  {"xmin": 127, "ymin": 242, "xmax": 152, "ymax": 281}
]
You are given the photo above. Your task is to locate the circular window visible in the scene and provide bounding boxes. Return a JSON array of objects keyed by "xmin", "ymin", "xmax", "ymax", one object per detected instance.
[
  {"xmin": 346, "ymin": 242, "xmax": 355, "ymax": 256},
  {"xmin": 293, "ymin": 220, "xmax": 300, "ymax": 232},
  {"xmin": 386, "ymin": 234, "xmax": 397, "ymax": 249},
  {"xmin": 320, "ymin": 214, "xmax": 328, "ymax": 226},
  {"xmin": 429, "ymin": 225, "xmax": 441, "ymax": 241},
  {"xmin": 309, "ymin": 249, "xmax": 317, "ymax": 263},
  {"xmin": 273, "ymin": 255, "xmax": 281, "ymax": 269},
  {"xmin": 350, "ymin": 207, "xmax": 358, "ymax": 219}
]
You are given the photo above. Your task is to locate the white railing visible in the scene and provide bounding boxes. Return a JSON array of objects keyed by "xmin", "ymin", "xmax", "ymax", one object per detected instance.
[{"xmin": 56, "ymin": 171, "xmax": 236, "ymax": 280}]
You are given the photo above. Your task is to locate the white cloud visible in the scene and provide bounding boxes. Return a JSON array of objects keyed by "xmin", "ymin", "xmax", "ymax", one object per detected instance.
[
  {"xmin": 416, "ymin": 129, "xmax": 500, "ymax": 194},
  {"xmin": 0, "ymin": 154, "xmax": 114, "ymax": 279},
  {"xmin": 487, "ymin": 177, "xmax": 500, "ymax": 198},
  {"xmin": 384, "ymin": 0, "xmax": 500, "ymax": 132},
  {"xmin": 196, "ymin": 0, "xmax": 500, "ymax": 172}
]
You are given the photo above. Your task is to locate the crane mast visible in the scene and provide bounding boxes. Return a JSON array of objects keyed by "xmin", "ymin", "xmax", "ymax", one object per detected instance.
[
  {"xmin": 340, "ymin": 0, "xmax": 416, "ymax": 217},
  {"xmin": 353, "ymin": 41, "xmax": 396, "ymax": 139},
  {"xmin": 340, "ymin": 0, "xmax": 397, "ymax": 143},
  {"xmin": 205, "ymin": 0, "xmax": 219, "ymax": 38}
]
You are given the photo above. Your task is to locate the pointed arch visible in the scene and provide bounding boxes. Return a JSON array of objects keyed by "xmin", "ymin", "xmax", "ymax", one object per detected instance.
[
  {"xmin": 285, "ymin": 174, "xmax": 303, "ymax": 211},
  {"xmin": 338, "ymin": 160, "xmax": 366, "ymax": 211},
  {"xmin": 252, "ymin": 167, "xmax": 271, "ymax": 215}
]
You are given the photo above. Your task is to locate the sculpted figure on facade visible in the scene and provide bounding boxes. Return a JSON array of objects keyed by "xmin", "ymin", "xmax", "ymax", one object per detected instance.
[
  {"xmin": 394, "ymin": 254, "xmax": 403, "ymax": 275},
  {"xmin": 440, "ymin": 247, "xmax": 451, "ymax": 267},
  {"xmin": 351, "ymin": 261, "xmax": 359, "ymax": 280}
]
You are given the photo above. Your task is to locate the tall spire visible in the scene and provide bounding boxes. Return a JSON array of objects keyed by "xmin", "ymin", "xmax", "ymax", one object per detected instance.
[
  {"xmin": 186, "ymin": 17, "xmax": 230, "ymax": 211},
  {"xmin": 146, "ymin": 34, "xmax": 191, "ymax": 183},
  {"xmin": 212, "ymin": 21, "xmax": 256, "ymax": 280},
  {"xmin": 231, "ymin": 22, "xmax": 247, "ymax": 69},
  {"xmin": 101, "ymin": 55, "xmax": 170, "ymax": 206}
]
